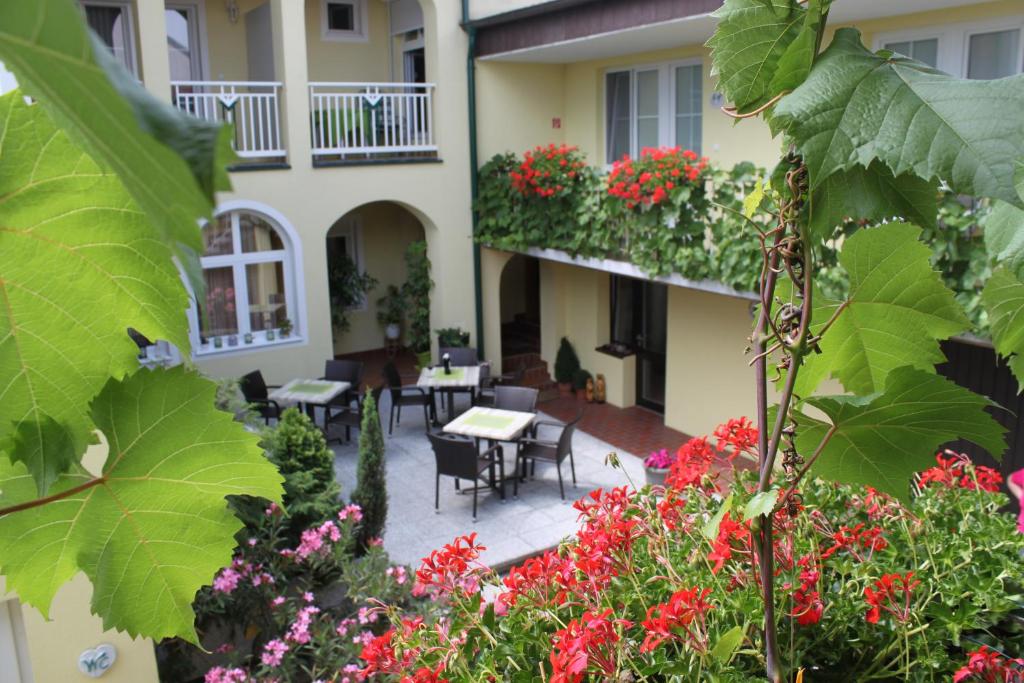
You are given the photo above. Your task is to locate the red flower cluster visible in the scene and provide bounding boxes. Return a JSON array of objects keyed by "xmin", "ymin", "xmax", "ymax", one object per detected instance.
[
  {"xmin": 509, "ymin": 143, "xmax": 587, "ymax": 198},
  {"xmin": 550, "ymin": 609, "xmax": 631, "ymax": 683},
  {"xmin": 413, "ymin": 533, "xmax": 487, "ymax": 598},
  {"xmin": 359, "ymin": 628, "xmax": 404, "ymax": 676},
  {"xmin": 572, "ymin": 487, "xmax": 642, "ymax": 593},
  {"xmin": 713, "ymin": 417, "xmax": 758, "ymax": 460},
  {"xmin": 790, "ymin": 555, "xmax": 823, "ymax": 627},
  {"xmin": 639, "ymin": 587, "xmax": 714, "ymax": 654},
  {"xmin": 864, "ymin": 572, "xmax": 920, "ymax": 624},
  {"xmin": 708, "ymin": 512, "xmax": 751, "ymax": 575},
  {"xmin": 820, "ymin": 522, "xmax": 888, "ymax": 561},
  {"xmin": 607, "ymin": 147, "xmax": 709, "ymax": 209},
  {"xmin": 665, "ymin": 436, "xmax": 717, "ymax": 491},
  {"xmin": 954, "ymin": 646, "xmax": 1024, "ymax": 682},
  {"xmin": 919, "ymin": 450, "xmax": 1003, "ymax": 493},
  {"xmin": 501, "ymin": 549, "xmax": 578, "ymax": 608}
]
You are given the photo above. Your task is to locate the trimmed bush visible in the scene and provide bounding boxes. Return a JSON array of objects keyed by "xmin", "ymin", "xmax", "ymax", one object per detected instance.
[
  {"xmin": 554, "ymin": 337, "xmax": 581, "ymax": 384},
  {"xmin": 351, "ymin": 392, "xmax": 387, "ymax": 549}
]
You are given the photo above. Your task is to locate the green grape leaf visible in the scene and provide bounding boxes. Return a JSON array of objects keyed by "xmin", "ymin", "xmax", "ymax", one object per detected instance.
[
  {"xmin": 795, "ymin": 223, "xmax": 969, "ymax": 396},
  {"xmin": 0, "ymin": 368, "xmax": 284, "ymax": 643},
  {"xmin": 808, "ymin": 162, "xmax": 938, "ymax": 242},
  {"xmin": 702, "ymin": 493, "xmax": 734, "ymax": 540},
  {"xmin": 0, "ymin": 92, "xmax": 191, "ymax": 493},
  {"xmin": 0, "ymin": 0, "xmax": 234, "ymax": 260},
  {"xmin": 707, "ymin": 0, "xmax": 806, "ymax": 114},
  {"xmin": 767, "ymin": 0, "xmax": 829, "ymax": 96},
  {"xmin": 795, "ymin": 366, "xmax": 1007, "ymax": 499},
  {"xmin": 986, "ymin": 200, "xmax": 1024, "ymax": 279},
  {"xmin": 982, "ymin": 267, "xmax": 1024, "ymax": 387},
  {"xmin": 743, "ymin": 488, "xmax": 781, "ymax": 521},
  {"xmin": 772, "ymin": 28, "xmax": 1024, "ymax": 207}
]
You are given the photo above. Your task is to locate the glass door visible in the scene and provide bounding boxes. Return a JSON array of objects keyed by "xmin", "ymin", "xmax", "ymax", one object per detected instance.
[{"xmin": 636, "ymin": 281, "xmax": 668, "ymax": 412}]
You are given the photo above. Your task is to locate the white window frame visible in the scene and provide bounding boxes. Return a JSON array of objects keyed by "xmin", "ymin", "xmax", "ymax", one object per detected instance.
[
  {"xmin": 874, "ymin": 17, "xmax": 1024, "ymax": 78},
  {"xmin": 0, "ymin": 599, "xmax": 33, "ymax": 683},
  {"xmin": 328, "ymin": 215, "xmax": 369, "ymax": 311},
  {"xmin": 321, "ymin": 0, "xmax": 369, "ymax": 43},
  {"xmin": 188, "ymin": 201, "xmax": 307, "ymax": 358},
  {"xmin": 602, "ymin": 58, "xmax": 703, "ymax": 165},
  {"xmin": 81, "ymin": 0, "xmax": 139, "ymax": 77}
]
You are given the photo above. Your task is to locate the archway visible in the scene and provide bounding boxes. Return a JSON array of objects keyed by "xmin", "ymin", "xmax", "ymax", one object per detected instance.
[
  {"xmin": 499, "ymin": 254, "xmax": 541, "ymax": 359},
  {"xmin": 325, "ymin": 201, "xmax": 427, "ymax": 366}
]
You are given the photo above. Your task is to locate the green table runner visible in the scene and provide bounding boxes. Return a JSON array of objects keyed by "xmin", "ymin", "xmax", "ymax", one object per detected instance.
[
  {"xmin": 431, "ymin": 367, "xmax": 466, "ymax": 381},
  {"xmin": 462, "ymin": 413, "xmax": 517, "ymax": 430},
  {"xmin": 290, "ymin": 381, "xmax": 334, "ymax": 394}
]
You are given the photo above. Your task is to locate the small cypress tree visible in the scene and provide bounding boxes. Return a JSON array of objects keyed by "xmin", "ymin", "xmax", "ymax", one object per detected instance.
[
  {"xmin": 351, "ymin": 392, "xmax": 387, "ymax": 549},
  {"xmin": 554, "ymin": 337, "xmax": 581, "ymax": 384}
]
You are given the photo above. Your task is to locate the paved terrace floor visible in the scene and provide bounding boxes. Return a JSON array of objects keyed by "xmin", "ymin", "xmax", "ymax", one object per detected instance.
[{"xmin": 332, "ymin": 392, "xmax": 648, "ymax": 570}]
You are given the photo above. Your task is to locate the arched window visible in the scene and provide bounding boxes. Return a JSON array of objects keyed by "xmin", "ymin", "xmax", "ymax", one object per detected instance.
[{"xmin": 194, "ymin": 208, "xmax": 300, "ymax": 352}]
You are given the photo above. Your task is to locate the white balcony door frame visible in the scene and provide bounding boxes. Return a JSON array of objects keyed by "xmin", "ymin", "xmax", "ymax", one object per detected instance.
[
  {"xmin": 165, "ymin": 0, "xmax": 210, "ymax": 81},
  {"xmin": 81, "ymin": 0, "xmax": 139, "ymax": 77},
  {"xmin": 874, "ymin": 16, "xmax": 1024, "ymax": 78}
]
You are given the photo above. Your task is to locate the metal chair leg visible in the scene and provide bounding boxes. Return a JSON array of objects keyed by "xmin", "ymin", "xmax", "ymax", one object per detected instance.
[
  {"xmin": 388, "ymin": 406, "xmax": 395, "ymax": 435},
  {"xmin": 556, "ymin": 462, "xmax": 565, "ymax": 500},
  {"xmin": 472, "ymin": 482, "xmax": 478, "ymax": 521},
  {"xmin": 570, "ymin": 451, "xmax": 577, "ymax": 485},
  {"xmin": 435, "ymin": 473, "xmax": 440, "ymax": 512}
]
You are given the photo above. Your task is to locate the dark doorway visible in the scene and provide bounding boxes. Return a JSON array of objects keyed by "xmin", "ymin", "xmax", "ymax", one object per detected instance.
[
  {"xmin": 500, "ymin": 255, "xmax": 541, "ymax": 358},
  {"xmin": 611, "ymin": 275, "xmax": 668, "ymax": 412},
  {"xmin": 404, "ymin": 47, "xmax": 426, "ymax": 84}
]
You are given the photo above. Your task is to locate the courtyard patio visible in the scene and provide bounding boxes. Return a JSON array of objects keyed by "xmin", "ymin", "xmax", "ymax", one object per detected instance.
[{"xmin": 331, "ymin": 391, "xmax": 646, "ymax": 569}]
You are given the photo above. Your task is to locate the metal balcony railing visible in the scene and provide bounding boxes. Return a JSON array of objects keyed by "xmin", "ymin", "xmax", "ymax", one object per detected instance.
[{"xmin": 171, "ymin": 81, "xmax": 285, "ymax": 159}]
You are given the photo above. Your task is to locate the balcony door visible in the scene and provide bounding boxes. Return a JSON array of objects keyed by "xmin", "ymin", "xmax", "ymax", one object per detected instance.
[
  {"xmin": 166, "ymin": 3, "xmax": 207, "ymax": 81},
  {"xmin": 82, "ymin": 1, "xmax": 138, "ymax": 76}
]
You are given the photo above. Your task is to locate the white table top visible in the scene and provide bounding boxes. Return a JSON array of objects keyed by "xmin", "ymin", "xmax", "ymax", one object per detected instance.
[
  {"xmin": 443, "ymin": 406, "xmax": 535, "ymax": 442},
  {"xmin": 417, "ymin": 365, "xmax": 481, "ymax": 389},
  {"xmin": 269, "ymin": 378, "xmax": 350, "ymax": 405}
]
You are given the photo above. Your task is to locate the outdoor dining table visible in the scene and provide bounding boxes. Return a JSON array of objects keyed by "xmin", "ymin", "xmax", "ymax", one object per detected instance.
[
  {"xmin": 443, "ymin": 406, "xmax": 536, "ymax": 500},
  {"xmin": 269, "ymin": 378, "xmax": 351, "ymax": 428},
  {"xmin": 416, "ymin": 364, "xmax": 481, "ymax": 423}
]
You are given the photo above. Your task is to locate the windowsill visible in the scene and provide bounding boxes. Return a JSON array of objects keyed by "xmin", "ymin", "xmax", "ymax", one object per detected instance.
[
  {"xmin": 596, "ymin": 343, "xmax": 635, "ymax": 359},
  {"xmin": 195, "ymin": 334, "xmax": 305, "ymax": 358}
]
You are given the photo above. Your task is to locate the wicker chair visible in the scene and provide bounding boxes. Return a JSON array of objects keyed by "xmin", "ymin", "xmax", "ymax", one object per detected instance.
[
  {"xmin": 239, "ymin": 370, "xmax": 281, "ymax": 425},
  {"xmin": 322, "ymin": 359, "xmax": 363, "ymax": 407},
  {"xmin": 427, "ymin": 432, "xmax": 504, "ymax": 521},
  {"xmin": 513, "ymin": 409, "xmax": 582, "ymax": 500},
  {"xmin": 325, "ymin": 385, "xmax": 384, "ymax": 444},
  {"xmin": 383, "ymin": 362, "xmax": 433, "ymax": 435},
  {"xmin": 475, "ymin": 364, "xmax": 526, "ymax": 407},
  {"xmin": 494, "ymin": 386, "xmax": 538, "ymax": 413}
]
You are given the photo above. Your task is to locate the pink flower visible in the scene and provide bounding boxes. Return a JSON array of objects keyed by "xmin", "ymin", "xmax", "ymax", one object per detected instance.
[
  {"xmin": 205, "ymin": 667, "xmax": 248, "ymax": 683},
  {"xmin": 260, "ymin": 639, "xmax": 289, "ymax": 667},
  {"xmin": 286, "ymin": 605, "xmax": 320, "ymax": 645},
  {"xmin": 303, "ymin": 591, "xmax": 315, "ymax": 603},
  {"xmin": 386, "ymin": 566, "xmax": 408, "ymax": 585},
  {"xmin": 339, "ymin": 504, "xmax": 363, "ymax": 522},
  {"xmin": 212, "ymin": 567, "xmax": 241, "ymax": 594},
  {"xmin": 336, "ymin": 618, "xmax": 356, "ymax": 637},
  {"xmin": 271, "ymin": 596, "xmax": 286, "ymax": 607}
]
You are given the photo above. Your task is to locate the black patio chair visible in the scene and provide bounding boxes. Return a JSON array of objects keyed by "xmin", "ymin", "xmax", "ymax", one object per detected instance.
[
  {"xmin": 475, "ymin": 363, "xmax": 526, "ymax": 406},
  {"xmin": 513, "ymin": 409, "xmax": 582, "ymax": 500},
  {"xmin": 428, "ymin": 432, "xmax": 504, "ymax": 521},
  {"xmin": 325, "ymin": 385, "xmax": 384, "ymax": 444},
  {"xmin": 239, "ymin": 370, "xmax": 281, "ymax": 425},
  {"xmin": 322, "ymin": 359, "xmax": 363, "ymax": 408},
  {"xmin": 383, "ymin": 362, "xmax": 433, "ymax": 435},
  {"xmin": 494, "ymin": 386, "xmax": 538, "ymax": 413}
]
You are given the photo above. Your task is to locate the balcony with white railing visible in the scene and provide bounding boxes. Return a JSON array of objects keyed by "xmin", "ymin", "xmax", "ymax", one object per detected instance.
[
  {"xmin": 308, "ymin": 83, "xmax": 438, "ymax": 164},
  {"xmin": 171, "ymin": 81, "xmax": 286, "ymax": 164}
]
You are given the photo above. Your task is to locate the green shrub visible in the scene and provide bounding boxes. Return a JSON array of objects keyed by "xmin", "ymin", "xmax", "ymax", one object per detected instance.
[
  {"xmin": 261, "ymin": 408, "xmax": 340, "ymax": 542},
  {"xmin": 350, "ymin": 392, "xmax": 387, "ymax": 549},
  {"xmin": 436, "ymin": 326, "xmax": 470, "ymax": 348},
  {"xmin": 554, "ymin": 337, "xmax": 581, "ymax": 384}
]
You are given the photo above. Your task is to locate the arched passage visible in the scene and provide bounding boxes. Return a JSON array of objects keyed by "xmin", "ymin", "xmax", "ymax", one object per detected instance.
[
  {"xmin": 325, "ymin": 201, "xmax": 427, "ymax": 359},
  {"xmin": 499, "ymin": 254, "xmax": 541, "ymax": 359}
]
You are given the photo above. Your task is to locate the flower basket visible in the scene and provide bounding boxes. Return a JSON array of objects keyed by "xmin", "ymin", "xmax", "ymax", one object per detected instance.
[{"xmin": 644, "ymin": 466, "xmax": 670, "ymax": 488}]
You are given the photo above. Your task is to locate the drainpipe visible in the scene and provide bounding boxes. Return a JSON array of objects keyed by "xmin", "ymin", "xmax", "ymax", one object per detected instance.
[{"xmin": 461, "ymin": 0, "xmax": 485, "ymax": 355}]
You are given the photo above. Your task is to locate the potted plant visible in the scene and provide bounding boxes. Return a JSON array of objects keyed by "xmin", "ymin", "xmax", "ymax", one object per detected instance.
[
  {"xmin": 436, "ymin": 327, "xmax": 470, "ymax": 348},
  {"xmin": 554, "ymin": 337, "xmax": 580, "ymax": 397},
  {"xmin": 279, "ymin": 317, "xmax": 293, "ymax": 339},
  {"xmin": 376, "ymin": 285, "xmax": 405, "ymax": 341},
  {"xmin": 572, "ymin": 368, "xmax": 592, "ymax": 400},
  {"xmin": 328, "ymin": 253, "xmax": 378, "ymax": 335},
  {"xmin": 643, "ymin": 448, "xmax": 673, "ymax": 487},
  {"xmin": 402, "ymin": 241, "xmax": 433, "ymax": 368}
]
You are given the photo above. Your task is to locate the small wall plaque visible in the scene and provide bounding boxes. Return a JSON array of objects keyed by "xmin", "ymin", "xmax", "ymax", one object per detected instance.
[
  {"xmin": 78, "ymin": 643, "xmax": 117, "ymax": 678},
  {"xmin": 710, "ymin": 92, "xmax": 725, "ymax": 108}
]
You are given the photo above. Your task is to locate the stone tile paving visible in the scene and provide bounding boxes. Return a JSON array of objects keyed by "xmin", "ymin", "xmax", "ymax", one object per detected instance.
[{"xmin": 332, "ymin": 393, "xmax": 645, "ymax": 570}]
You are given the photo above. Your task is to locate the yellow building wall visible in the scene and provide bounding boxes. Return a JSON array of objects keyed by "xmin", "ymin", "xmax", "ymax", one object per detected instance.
[
  {"xmin": 476, "ymin": 61, "xmax": 566, "ymax": 160},
  {"xmin": 1, "ymin": 577, "xmax": 160, "ymax": 683},
  {"xmin": 330, "ymin": 202, "xmax": 426, "ymax": 355},
  {"xmin": 467, "ymin": 0, "xmax": 550, "ymax": 21}
]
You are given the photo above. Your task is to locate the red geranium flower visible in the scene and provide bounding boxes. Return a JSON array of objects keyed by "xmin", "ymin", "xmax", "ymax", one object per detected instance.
[
  {"xmin": 864, "ymin": 572, "xmax": 920, "ymax": 624},
  {"xmin": 954, "ymin": 645, "xmax": 1024, "ymax": 682},
  {"xmin": 639, "ymin": 587, "xmax": 714, "ymax": 653},
  {"xmin": 550, "ymin": 609, "xmax": 632, "ymax": 683}
]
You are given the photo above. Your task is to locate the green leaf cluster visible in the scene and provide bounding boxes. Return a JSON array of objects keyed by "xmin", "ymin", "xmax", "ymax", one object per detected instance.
[{"xmin": 351, "ymin": 392, "xmax": 387, "ymax": 549}]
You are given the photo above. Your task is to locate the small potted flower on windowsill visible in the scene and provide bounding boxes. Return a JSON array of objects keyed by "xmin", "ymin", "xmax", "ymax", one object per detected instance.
[
  {"xmin": 279, "ymin": 317, "xmax": 293, "ymax": 339},
  {"xmin": 643, "ymin": 448, "xmax": 673, "ymax": 488}
]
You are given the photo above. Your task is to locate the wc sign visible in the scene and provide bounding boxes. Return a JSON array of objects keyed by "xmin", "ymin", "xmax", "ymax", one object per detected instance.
[{"xmin": 78, "ymin": 644, "xmax": 117, "ymax": 678}]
